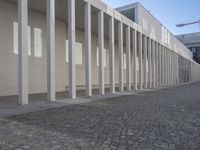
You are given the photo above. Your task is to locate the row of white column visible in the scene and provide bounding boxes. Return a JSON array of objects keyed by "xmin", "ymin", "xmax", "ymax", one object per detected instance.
[{"xmin": 17, "ymin": 0, "xmax": 181, "ymax": 105}]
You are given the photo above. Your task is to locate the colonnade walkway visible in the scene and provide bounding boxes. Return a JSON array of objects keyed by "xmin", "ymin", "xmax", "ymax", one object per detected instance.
[{"xmin": 0, "ymin": 81, "xmax": 200, "ymax": 149}]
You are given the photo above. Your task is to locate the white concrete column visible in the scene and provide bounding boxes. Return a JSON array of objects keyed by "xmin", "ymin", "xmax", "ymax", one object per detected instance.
[
  {"xmin": 18, "ymin": 0, "xmax": 28, "ymax": 105},
  {"xmin": 163, "ymin": 47, "xmax": 166, "ymax": 85},
  {"xmin": 148, "ymin": 38, "xmax": 152, "ymax": 88},
  {"xmin": 186, "ymin": 59, "xmax": 189, "ymax": 82},
  {"xmin": 152, "ymin": 41, "xmax": 156, "ymax": 88},
  {"xmin": 47, "ymin": 0, "xmax": 56, "ymax": 101},
  {"xmin": 170, "ymin": 51, "xmax": 172, "ymax": 84},
  {"xmin": 98, "ymin": 10, "xmax": 104, "ymax": 95},
  {"xmin": 155, "ymin": 42, "xmax": 158, "ymax": 87},
  {"xmin": 184, "ymin": 58, "xmax": 186, "ymax": 83},
  {"xmin": 169, "ymin": 51, "xmax": 171, "ymax": 85},
  {"xmin": 183, "ymin": 57, "xmax": 185, "ymax": 83},
  {"xmin": 68, "ymin": 0, "xmax": 76, "ymax": 98},
  {"xmin": 188, "ymin": 60, "xmax": 191, "ymax": 82},
  {"xmin": 181, "ymin": 57, "xmax": 183, "ymax": 83},
  {"xmin": 162, "ymin": 46, "xmax": 165, "ymax": 86},
  {"xmin": 185, "ymin": 59, "xmax": 187, "ymax": 82},
  {"xmin": 165, "ymin": 48, "xmax": 168, "ymax": 85},
  {"xmin": 183, "ymin": 58, "xmax": 185, "ymax": 83},
  {"xmin": 169, "ymin": 50, "xmax": 171, "ymax": 85},
  {"xmin": 184, "ymin": 58, "xmax": 185, "ymax": 83},
  {"xmin": 171, "ymin": 51, "xmax": 173, "ymax": 85},
  {"xmin": 180, "ymin": 56, "xmax": 182, "ymax": 84},
  {"xmin": 167, "ymin": 49, "xmax": 170, "ymax": 85},
  {"xmin": 118, "ymin": 22, "xmax": 124, "ymax": 92},
  {"xmin": 176, "ymin": 53, "xmax": 179, "ymax": 84},
  {"xmin": 174, "ymin": 53, "xmax": 178, "ymax": 84},
  {"xmin": 165, "ymin": 47, "xmax": 167, "ymax": 85},
  {"xmin": 139, "ymin": 33, "xmax": 143, "ymax": 90},
  {"xmin": 133, "ymin": 30, "xmax": 137, "ymax": 90},
  {"xmin": 143, "ymin": 36, "xmax": 148, "ymax": 89},
  {"xmin": 170, "ymin": 51, "xmax": 172, "ymax": 85},
  {"xmin": 173, "ymin": 52, "xmax": 176, "ymax": 85},
  {"xmin": 166, "ymin": 49, "xmax": 169, "ymax": 85},
  {"xmin": 159, "ymin": 44, "xmax": 162, "ymax": 86},
  {"xmin": 85, "ymin": 3, "xmax": 92, "ymax": 96},
  {"xmin": 185, "ymin": 58, "xmax": 187, "ymax": 82},
  {"xmin": 174, "ymin": 53, "xmax": 176, "ymax": 84},
  {"xmin": 126, "ymin": 26, "xmax": 131, "ymax": 91},
  {"xmin": 109, "ymin": 16, "xmax": 115, "ymax": 93}
]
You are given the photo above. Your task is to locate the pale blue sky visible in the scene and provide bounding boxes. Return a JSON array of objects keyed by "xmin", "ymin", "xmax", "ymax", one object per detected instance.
[{"xmin": 102, "ymin": 0, "xmax": 200, "ymax": 35}]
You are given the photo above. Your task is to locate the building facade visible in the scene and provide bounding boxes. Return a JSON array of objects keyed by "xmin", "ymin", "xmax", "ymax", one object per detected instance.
[
  {"xmin": 0, "ymin": 0, "xmax": 200, "ymax": 105},
  {"xmin": 176, "ymin": 32, "xmax": 200, "ymax": 64}
]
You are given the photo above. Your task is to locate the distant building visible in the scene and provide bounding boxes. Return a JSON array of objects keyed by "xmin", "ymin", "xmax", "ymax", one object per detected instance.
[
  {"xmin": 176, "ymin": 33, "xmax": 200, "ymax": 64},
  {"xmin": 116, "ymin": 3, "xmax": 193, "ymax": 59}
]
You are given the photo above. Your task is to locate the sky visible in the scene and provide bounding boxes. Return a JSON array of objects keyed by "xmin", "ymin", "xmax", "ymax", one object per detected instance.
[{"xmin": 102, "ymin": 0, "xmax": 200, "ymax": 35}]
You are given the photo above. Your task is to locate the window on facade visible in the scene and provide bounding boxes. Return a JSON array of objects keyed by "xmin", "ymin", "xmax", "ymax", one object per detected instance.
[
  {"xmin": 66, "ymin": 40, "xmax": 69, "ymax": 62},
  {"xmin": 13, "ymin": 22, "xmax": 31, "ymax": 56},
  {"xmin": 75, "ymin": 42, "xmax": 83, "ymax": 65},
  {"xmin": 96, "ymin": 47, "xmax": 107, "ymax": 67},
  {"xmin": 13, "ymin": 22, "xmax": 18, "ymax": 54},
  {"xmin": 146, "ymin": 59, "xmax": 149, "ymax": 72},
  {"xmin": 124, "ymin": 53, "xmax": 126, "ymax": 69},
  {"xmin": 136, "ymin": 57, "xmax": 139, "ymax": 71},
  {"xmin": 34, "ymin": 28, "xmax": 42, "ymax": 57},
  {"xmin": 66, "ymin": 40, "xmax": 83, "ymax": 65}
]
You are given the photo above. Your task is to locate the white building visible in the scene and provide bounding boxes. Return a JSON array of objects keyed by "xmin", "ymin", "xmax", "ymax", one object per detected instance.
[{"xmin": 0, "ymin": 0, "xmax": 200, "ymax": 105}]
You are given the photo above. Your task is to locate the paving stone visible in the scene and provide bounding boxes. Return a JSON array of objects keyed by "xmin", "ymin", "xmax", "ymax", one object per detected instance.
[{"xmin": 0, "ymin": 82, "xmax": 200, "ymax": 149}]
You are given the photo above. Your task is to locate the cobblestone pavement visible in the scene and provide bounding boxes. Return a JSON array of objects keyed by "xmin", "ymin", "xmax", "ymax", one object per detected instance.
[{"xmin": 1, "ymin": 83, "xmax": 200, "ymax": 150}]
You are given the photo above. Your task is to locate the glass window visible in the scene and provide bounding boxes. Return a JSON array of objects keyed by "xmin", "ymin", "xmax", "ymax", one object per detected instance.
[
  {"xmin": 34, "ymin": 28, "xmax": 42, "ymax": 57},
  {"xmin": 96, "ymin": 47, "xmax": 107, "ymax": 67},
  {"xmin": 66, "ymin": 40, "xmax": 83, "ymax": 65},
  {"xmin": 124, "ymin": 53, "xmax": 126, "ymax": 69},
  {"xmin": 13, "ymin": 22, "xmax": 31, "ymax": 56}
]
